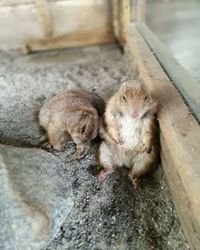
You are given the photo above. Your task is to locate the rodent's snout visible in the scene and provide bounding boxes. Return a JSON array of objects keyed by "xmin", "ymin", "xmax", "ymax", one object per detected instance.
[{"xmin": 132, "ymin": 111, "xmax": 139, "ymax": 118}]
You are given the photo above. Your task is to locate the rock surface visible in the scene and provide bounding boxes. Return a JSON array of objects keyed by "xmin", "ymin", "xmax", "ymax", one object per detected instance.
[
  {"xmin": 0, "ymin": 45, "xmax": 189, "ymax": 249},
  {"xmin": 0, "ymin": 144, "xmax": 73, "ymax": 250}
]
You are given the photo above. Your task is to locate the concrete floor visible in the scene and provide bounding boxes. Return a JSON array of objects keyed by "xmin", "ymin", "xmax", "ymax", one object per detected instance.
[
  {"xmin": 0, "ymin": 45, "xmax": 189, "ymax": 249},
  {"xmin": 146, "ymin": 0, "xmax": 200, "ymax": 82}
]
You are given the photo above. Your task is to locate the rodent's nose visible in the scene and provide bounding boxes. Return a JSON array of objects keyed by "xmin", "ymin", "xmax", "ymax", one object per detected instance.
[{"xmin": 132, "ymin": 111, "xmax": 139, "ymax": 118}]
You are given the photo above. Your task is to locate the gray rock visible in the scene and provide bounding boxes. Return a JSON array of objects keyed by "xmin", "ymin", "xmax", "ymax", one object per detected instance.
[{"xmin": 0, "ymin": 144, "xmax": 74, "ymax": 250}]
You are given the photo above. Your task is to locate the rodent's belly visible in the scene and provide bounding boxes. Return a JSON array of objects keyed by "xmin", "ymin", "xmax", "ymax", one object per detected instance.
[
  {"xmin": 119, "ymin": 117, "xmax": 143, "ymax": 150},
  {"xmin": 111, "ymin": 144, "xmax": 138, "ymax": 168}
]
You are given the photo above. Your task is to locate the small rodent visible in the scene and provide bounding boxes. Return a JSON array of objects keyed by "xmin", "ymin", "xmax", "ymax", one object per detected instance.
[
  {"xmin": 39, "ymin": 89, "xmax": 105, "ymax": 154},
  {"xmin": 98, "ymin": 80, "xmax": 159, "ymax": 187}
]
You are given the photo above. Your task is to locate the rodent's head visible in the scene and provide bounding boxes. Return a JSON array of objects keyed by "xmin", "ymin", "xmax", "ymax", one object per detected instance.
[
  {"xmin": 71, "ymin": 112, "xmax": 99, "ymax": 144},
  {"xmin": 116, "ymin": 80, "xmax": 158, "ymax": 119}
]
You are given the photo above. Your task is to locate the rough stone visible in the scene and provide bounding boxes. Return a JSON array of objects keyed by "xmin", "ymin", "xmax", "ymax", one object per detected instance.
[{"xmin": 0, "ymin": 144, "xmax": 73, "ymax": 250}]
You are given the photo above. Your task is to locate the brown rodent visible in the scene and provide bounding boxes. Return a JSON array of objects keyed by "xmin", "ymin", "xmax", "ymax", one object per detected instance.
[
  {"xmin": 98, "ymin": 80, "xmax": 159, "ymax": 187},
  {"xmin": 39, "ymin": 89, "xmax": 105, "ymax": 153}
]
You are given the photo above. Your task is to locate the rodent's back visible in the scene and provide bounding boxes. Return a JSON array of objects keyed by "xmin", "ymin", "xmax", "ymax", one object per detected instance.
[
  {"xmin": 44, "ymin": 89, "xmax": 105, "ymax": 115},
  {"xmin": 63, "ymin": 90, "xmax": 105, "ymax": 115}
]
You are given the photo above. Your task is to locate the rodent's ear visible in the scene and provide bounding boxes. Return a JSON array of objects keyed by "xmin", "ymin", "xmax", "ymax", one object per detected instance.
[
  {"xmin": 121, "ymin": 79, "xmax": 142, "ymax": 90},
  {"xmin": 82, "ymin": 111, "xmax": 88, "ymax": 117},
  {"xmin": 120, "ymin": 81, "xmax": 132, "ymax": 92}
]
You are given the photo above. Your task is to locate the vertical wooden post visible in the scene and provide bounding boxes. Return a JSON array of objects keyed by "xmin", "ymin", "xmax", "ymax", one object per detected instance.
[
  {"xmin": 34, "ymin": 0, "xmax": 53, "ymax": 38},
  {"xmin": 111, "ymin": 0, "xmax": 131, "ymax": 45}
]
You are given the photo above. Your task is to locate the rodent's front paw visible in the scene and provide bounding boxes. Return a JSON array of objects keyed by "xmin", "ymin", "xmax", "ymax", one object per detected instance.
[
  {"xmin": 53, "ymin": 144, "xmax": 64, "ymax": 152},
  {"xmin": 141, "ymin": 143, "xmax": 152, "ymax": 153},
  {"xmin": 98, "ymin": 170, "xmax": 113, "ymax": 182},
  {"xmin": 113, "ymin": 137, "xmax": 124, "ymax": 145},
  {"xmin": 75, "ymin": 144, "xmax": 85, "ymax": 156}
]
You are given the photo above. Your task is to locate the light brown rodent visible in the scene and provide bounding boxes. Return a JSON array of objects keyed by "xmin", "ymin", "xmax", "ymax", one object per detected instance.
[
  {"xmin": 98, "ymin": 80, "xmax": 159, "ymax": 187},
  {"xmin": 39, "ymin": 89, "xmax": 105, "ymax": 153}
]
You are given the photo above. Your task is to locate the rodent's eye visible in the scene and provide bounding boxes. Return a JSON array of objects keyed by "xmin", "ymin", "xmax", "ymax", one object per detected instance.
[
  {"xmin": 80, "ymin": 125, "xmax": 86, "ymax": 133},
  {"xmin": 144, "ymin": 95, "xmax": 148, "ymax": 101},
  {"xmin": 123, "ymin": 95, "xmax": 127, "ymax": 102}
]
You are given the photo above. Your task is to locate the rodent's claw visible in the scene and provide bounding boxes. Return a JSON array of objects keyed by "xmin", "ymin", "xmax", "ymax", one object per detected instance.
[
  {"xmin": 113, "ymin": 137, "xmax": 124, "ymax": 146},
  {"xmin": 141, "ymin": 144, "xmax": 152, "ymax": 153},
  {"xmin": 74, "ymin": 144, "xmax": 85, "ymax": 156},
  {"xmin": 42, "ymin": 143, "xmax": 53, "ymax": 151},
  {"xmin": 146, "ymin": 146, "xmax": 152, "ymax": 153},
  {"xmin": 118, "ymin": 139, "xmax": 124, "ymax": 146},
  {"xmin": 130, "ymin": 177, "xmax": 139, "ymax": 189},
  {"xmin": 97, "ymin": 170, "xmax": 113, "ymax": 182},
  {"xmin": 53, "ymin": 144, "xmax": 64, "ymax": 152}
]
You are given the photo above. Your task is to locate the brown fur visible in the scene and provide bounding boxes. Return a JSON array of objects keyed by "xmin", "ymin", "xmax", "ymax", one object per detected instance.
[
  {"xmin": 39, "ymin": 89, "xmax": 105, "ymax": 153},
  {"xmin": 98, "ymin": 80, "xmax": 159, "ymax": 187}
]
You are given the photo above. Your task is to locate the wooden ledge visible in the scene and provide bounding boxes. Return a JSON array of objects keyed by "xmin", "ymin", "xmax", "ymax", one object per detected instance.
[
  {"xmin": 126, "ymin": 23, "xmax": 200, "ymax": 250},
  {"xmin": 23, "ymin": 28, "xmax": 115, "ymax": 53}
]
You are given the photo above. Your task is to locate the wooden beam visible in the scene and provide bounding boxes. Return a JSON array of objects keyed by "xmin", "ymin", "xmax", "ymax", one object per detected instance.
[
  {"xmin": 126, "ymin": 23, "xmax": 200, "ymax": 250},
  {"xmin": 0, "ymin": 0, "xmax": 33, "ymax": 6},
  {"xmin": 34, "ymin": 0, "xmax": 53, "ymax": 38},
  {"xmin": 161, "ymin": 136, "xmax": 200, "ymax": 250},
  {"xmin": 111, "ymin": 0, "xmax": 131, "ymax": 45},
  {"xmin": 23, "ymin": 27, "xmax": 115, "ymax": 53}
]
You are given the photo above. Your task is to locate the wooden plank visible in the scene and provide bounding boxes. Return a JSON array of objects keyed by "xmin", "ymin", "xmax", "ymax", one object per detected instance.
[
  {"xmin": 23, "ymin": 27, "xmax": 115, "ymax": 53},
  {"xmin": 0, "ymin": 0, "xmax": 65, "ymax": 7},
  {"xmin": 111, "ymin": 0, "xmax": 131, "ymax": 45},
  {"xmin": 0, "ymin": 0, "xmax": 114, "ymax": 51},
  {"xmin": 0, "ymin": 0, "xmax": 33, "ymax": 6},
  {"xmin": 111, "ymin": 0, "xmax": 120, "ymax": 40},
  {"xmin": 34, "ymin": 0, "xmax": 53, "ymax": 38},
  {"xmin": 136, "ymin": 23, "xmax": 200, "ymax": 122},
  {"xmin": 161, "ymin": 136, "xmax": 200, "ymax": 249},
  {"xmin": 126, "ymin": 23, "xmax": 200, "ymax": 250}
]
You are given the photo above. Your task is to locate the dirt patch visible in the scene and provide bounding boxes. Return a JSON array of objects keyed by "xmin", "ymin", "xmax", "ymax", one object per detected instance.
[{"xmin": 0, "ymin": 45, "xmax": 189, "ymax": 249}]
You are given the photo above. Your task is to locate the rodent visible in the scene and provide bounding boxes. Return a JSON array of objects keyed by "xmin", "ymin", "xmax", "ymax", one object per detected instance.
[
  {"xmin": 39, "ymin": 89, "xmax": 105, "ymax": 154},
  {"xmin": 98, "ymin": 80, "xmax": 159, "ymax": 187}
]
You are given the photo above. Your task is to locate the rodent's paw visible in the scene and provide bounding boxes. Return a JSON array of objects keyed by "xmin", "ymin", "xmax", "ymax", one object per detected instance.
[
  {"xmin": 97, "ymin": 170, "xmax": 113, "ymax": 182},
  {"xmin": 74, "ymin": 144, "xmax": 85, "ymax": 156},
  {"xmin": 113, "ymin": 137, "xmax": 124, "ymax": 145},
  {"xmin": 118, "ymin": 139, "xmax": 124, "ymax": 146},
  {"xmin": 128, "ymin": 176, "xmax": 140, "ymax": 189},
  {"xmin": 141, "ymin": 143, "xmax": 152, "ymax": 153},
  {"xmin": 42, "ymin": 143, "xmax": 53, "ymax": 151},
  {"xmin": 53, "ymin": 144, "xmax": 64, "ymax": 152}
]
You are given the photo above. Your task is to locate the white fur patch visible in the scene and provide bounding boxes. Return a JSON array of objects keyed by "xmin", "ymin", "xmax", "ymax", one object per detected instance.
[{"xmin": 119, "ymin": 114, "xmax": 143, "ymax": 148}]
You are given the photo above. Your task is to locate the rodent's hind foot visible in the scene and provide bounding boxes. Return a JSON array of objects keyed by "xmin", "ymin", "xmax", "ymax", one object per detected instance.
[
  {"xmin": 97, "ymin": 170, "xmax": 114, "ymax": 182},
  {"xmin": 41, "ymin": 143, "xmax": 53, "ymax": 152},
  {"xmin": 74, "ymin": 144, "xmax": 85, "ymax": 156},
  {"xmin": 53, "ymin": 144, "xmax": 64, "ymax": 152},
  {"xmin": 128, "ymin": 174, "xmax": 140, "ymax": 189}
]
